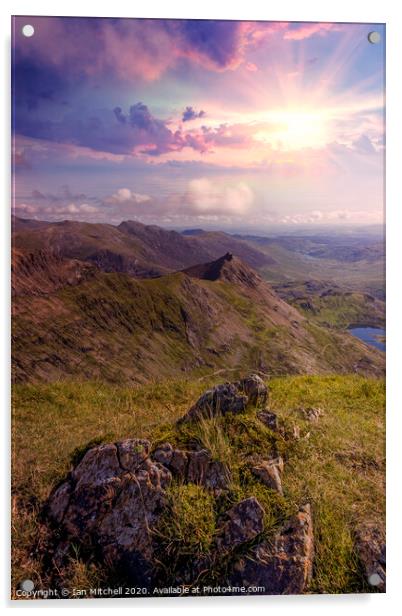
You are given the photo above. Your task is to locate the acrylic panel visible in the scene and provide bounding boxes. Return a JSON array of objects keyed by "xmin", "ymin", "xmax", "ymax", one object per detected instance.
[{"xmin": 11, "ymin": 16, "xmax": 385, "ymax": 599}]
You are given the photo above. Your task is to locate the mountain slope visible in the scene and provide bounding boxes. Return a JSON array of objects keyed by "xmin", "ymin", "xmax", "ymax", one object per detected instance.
[
  {"xmin": 12, "ymin": 249, "xmax": 384, "ymax": 384},
  {"xmin": 12, "ymin": 217, "xmax": 274, "ymax": 279}
]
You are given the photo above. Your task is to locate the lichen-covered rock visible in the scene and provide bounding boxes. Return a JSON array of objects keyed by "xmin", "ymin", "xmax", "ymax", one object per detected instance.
[
  {"xmin": 215, "ymin": 497, "xmax": 264, "ymax": 551},
  {"xmin": 229, "ymin": 504, "xmax": 314, "ymax": 594},
  {"xmin": 178, "ymin": 374, "xmax": 268, "ymax": 423},
  {"xmin": 354, "ymin": 523, "xmax": 386, "ymax": 591},
  {"xmin": 252, "ymin": 457, "xmax": 284, "ymax": 495},
  {"xmin": 45, "ymin": 439, "xmax": 171, "ymax": 589},
  {"xmin": 116, "ymin": 438, "xmax": 150, "ymax": 471}
]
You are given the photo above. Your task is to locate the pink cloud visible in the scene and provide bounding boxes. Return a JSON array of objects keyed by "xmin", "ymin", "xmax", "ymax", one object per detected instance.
[{"xmin": 283, "ymin": 22, "xmax": 342, "ymax": 41}]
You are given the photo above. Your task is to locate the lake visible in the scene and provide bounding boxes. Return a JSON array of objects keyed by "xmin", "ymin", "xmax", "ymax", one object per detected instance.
[{"xmin": 349, "ymin": 327, "xmax": 385, "ymax": 352}]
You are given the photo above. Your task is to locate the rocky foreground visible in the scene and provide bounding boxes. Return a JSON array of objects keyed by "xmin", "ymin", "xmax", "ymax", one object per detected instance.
[{"xmin": 42, "ymin": 375, "xmax": 385, "ymax": 596}]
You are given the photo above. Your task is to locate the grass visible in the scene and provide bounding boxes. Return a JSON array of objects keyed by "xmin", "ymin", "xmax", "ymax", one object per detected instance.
[
  {"xmin": 155, "ymin": 483, "xmax": 216, "ymax": 583},
  {"xmin": 11, "ymin": 374, "xmax": 385, "ymax": 595}
]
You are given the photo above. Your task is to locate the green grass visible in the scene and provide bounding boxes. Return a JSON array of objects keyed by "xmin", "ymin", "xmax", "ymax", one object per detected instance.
[{"xmin": 11, "ymin": 374, "xmax": 385, "ymax": 595}]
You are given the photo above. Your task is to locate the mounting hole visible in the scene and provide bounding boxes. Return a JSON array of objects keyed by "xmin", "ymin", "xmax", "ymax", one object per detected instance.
[
  {"xmin": 368, "ymin": 572, "xmax": 382, "ymax": 586},
  {"xmin": 20, "ymin": 579, "xmax": 34, "ymax": 592},
  {"xmin": 368, "ymin": 31, "xmax": 381, "ymax": 44},
  {"xmin": 22, "ymin": 24, "xmax": 35, "ymax": 38}
]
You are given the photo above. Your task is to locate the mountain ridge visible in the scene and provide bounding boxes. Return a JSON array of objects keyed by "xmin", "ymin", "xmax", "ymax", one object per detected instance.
[{"xmin": 11, "ymin": 243, "xmax": 384, "ymax": 383}]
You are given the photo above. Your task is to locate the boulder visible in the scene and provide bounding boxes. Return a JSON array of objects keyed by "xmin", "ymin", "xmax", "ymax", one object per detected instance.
[
  {"xmin": 229, "ymin": 504, "xmax": 314, "ymax": 594},
  {"xmin": 354, "ymin": 523, "xmax": 386, "ymax": 591},
  {"xmin": 45, "ymin": 438, "xmax": 171, "ymax": 589}
]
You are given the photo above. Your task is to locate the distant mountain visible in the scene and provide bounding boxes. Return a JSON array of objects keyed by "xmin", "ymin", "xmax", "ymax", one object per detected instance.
[
  {"xmin": 12, "ymin": 246, "xmax": 384, "ymax": 384},
  {"xmin": 12, "ymin": 217, "xmax": 274, "ymax": 278},
  {"xmin": 180, "ymin": 228, "xmax": 205, "ymax": 236}
]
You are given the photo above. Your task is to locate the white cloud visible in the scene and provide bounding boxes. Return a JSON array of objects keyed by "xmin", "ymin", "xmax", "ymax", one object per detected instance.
[
  {"xmin": 108, "ymin": 188, "xmax": 151, "ymax": 204},
  {"xmin": 186, "ymin": 178, "xmax": 254, "ymax": 215}
]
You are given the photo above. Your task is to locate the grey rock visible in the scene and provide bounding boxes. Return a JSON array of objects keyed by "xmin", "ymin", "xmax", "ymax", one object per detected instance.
[
  {"xmin": 46, "ymin": 480, "xmax": 72, "ymax": 525},
  {"xmin": 181, "ymin": 383, "xmax": 247, "ymax": 423},
  {"xmin": 151, "ymin": 443, "xmax": 231, "ymax": 490},
  {"xmin": 301, "ymin": 407, "xmax": 323, "ymax": 422},
  {"xmin": 116, "ymin": 438, "xmax": 150, "ymax": 471},
  {"xmin": 229, "ymin": 504, "xmax": 314, "ymax": 594}
]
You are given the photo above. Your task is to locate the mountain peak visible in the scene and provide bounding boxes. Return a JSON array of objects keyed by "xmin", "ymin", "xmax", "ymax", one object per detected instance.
[{"xmin": 182, "ymin": 252, "xmax": 262, "ymax": 288}]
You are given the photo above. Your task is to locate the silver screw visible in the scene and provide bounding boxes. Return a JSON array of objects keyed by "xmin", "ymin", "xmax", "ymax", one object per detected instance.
[{"xmin": 368, "ymin": 31, "xmax": 381, "ymax": 44}]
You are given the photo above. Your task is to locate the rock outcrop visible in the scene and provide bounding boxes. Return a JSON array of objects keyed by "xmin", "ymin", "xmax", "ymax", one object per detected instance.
[
  {"xmin": 229, "ymin": 504, "xmax": 314, "ymax": 594},
  {"xmin": 44, "ymin": 375, "xmax": 317, "ymax": 595}
]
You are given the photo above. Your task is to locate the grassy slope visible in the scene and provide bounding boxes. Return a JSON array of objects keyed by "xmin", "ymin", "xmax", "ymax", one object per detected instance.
[
  {"xmin": 13, "ymin": 265, "xmax": 384, "ymax": 383},
  {"xmin": 12, "ymin": 374, "xmax": 385, "ymax": 594}
]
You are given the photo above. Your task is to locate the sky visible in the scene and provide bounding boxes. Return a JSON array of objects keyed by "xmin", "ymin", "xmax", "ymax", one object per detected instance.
[{"xmin": 12, "ymin": 17, "xmax": 385, "ymax": 231}]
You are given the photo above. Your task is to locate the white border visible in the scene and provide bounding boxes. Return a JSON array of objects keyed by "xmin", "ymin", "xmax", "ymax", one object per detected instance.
[{"xmin": 2, "ymin": 1, "xmax": 401, "ymax": 614}]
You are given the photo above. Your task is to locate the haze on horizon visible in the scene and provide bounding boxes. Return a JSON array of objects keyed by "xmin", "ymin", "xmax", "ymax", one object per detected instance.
[{"xmin": 12, "ymin": 17, "xmax": 385, "ymax": 232}]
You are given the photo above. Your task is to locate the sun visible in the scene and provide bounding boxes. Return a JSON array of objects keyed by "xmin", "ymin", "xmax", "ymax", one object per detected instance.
[{"xmin": 254, "ymin": 108, "xmax": 329, "ymax": 150}]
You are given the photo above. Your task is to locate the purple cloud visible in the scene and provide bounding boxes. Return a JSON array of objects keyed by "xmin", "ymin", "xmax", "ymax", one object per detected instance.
[
  {"xmin": 182, "ymin": 106, "xmax": 206, "ymax": 122},
  {"xmin": 15, "ymin": 100, "xmax": 253, "ymax": 157}
]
